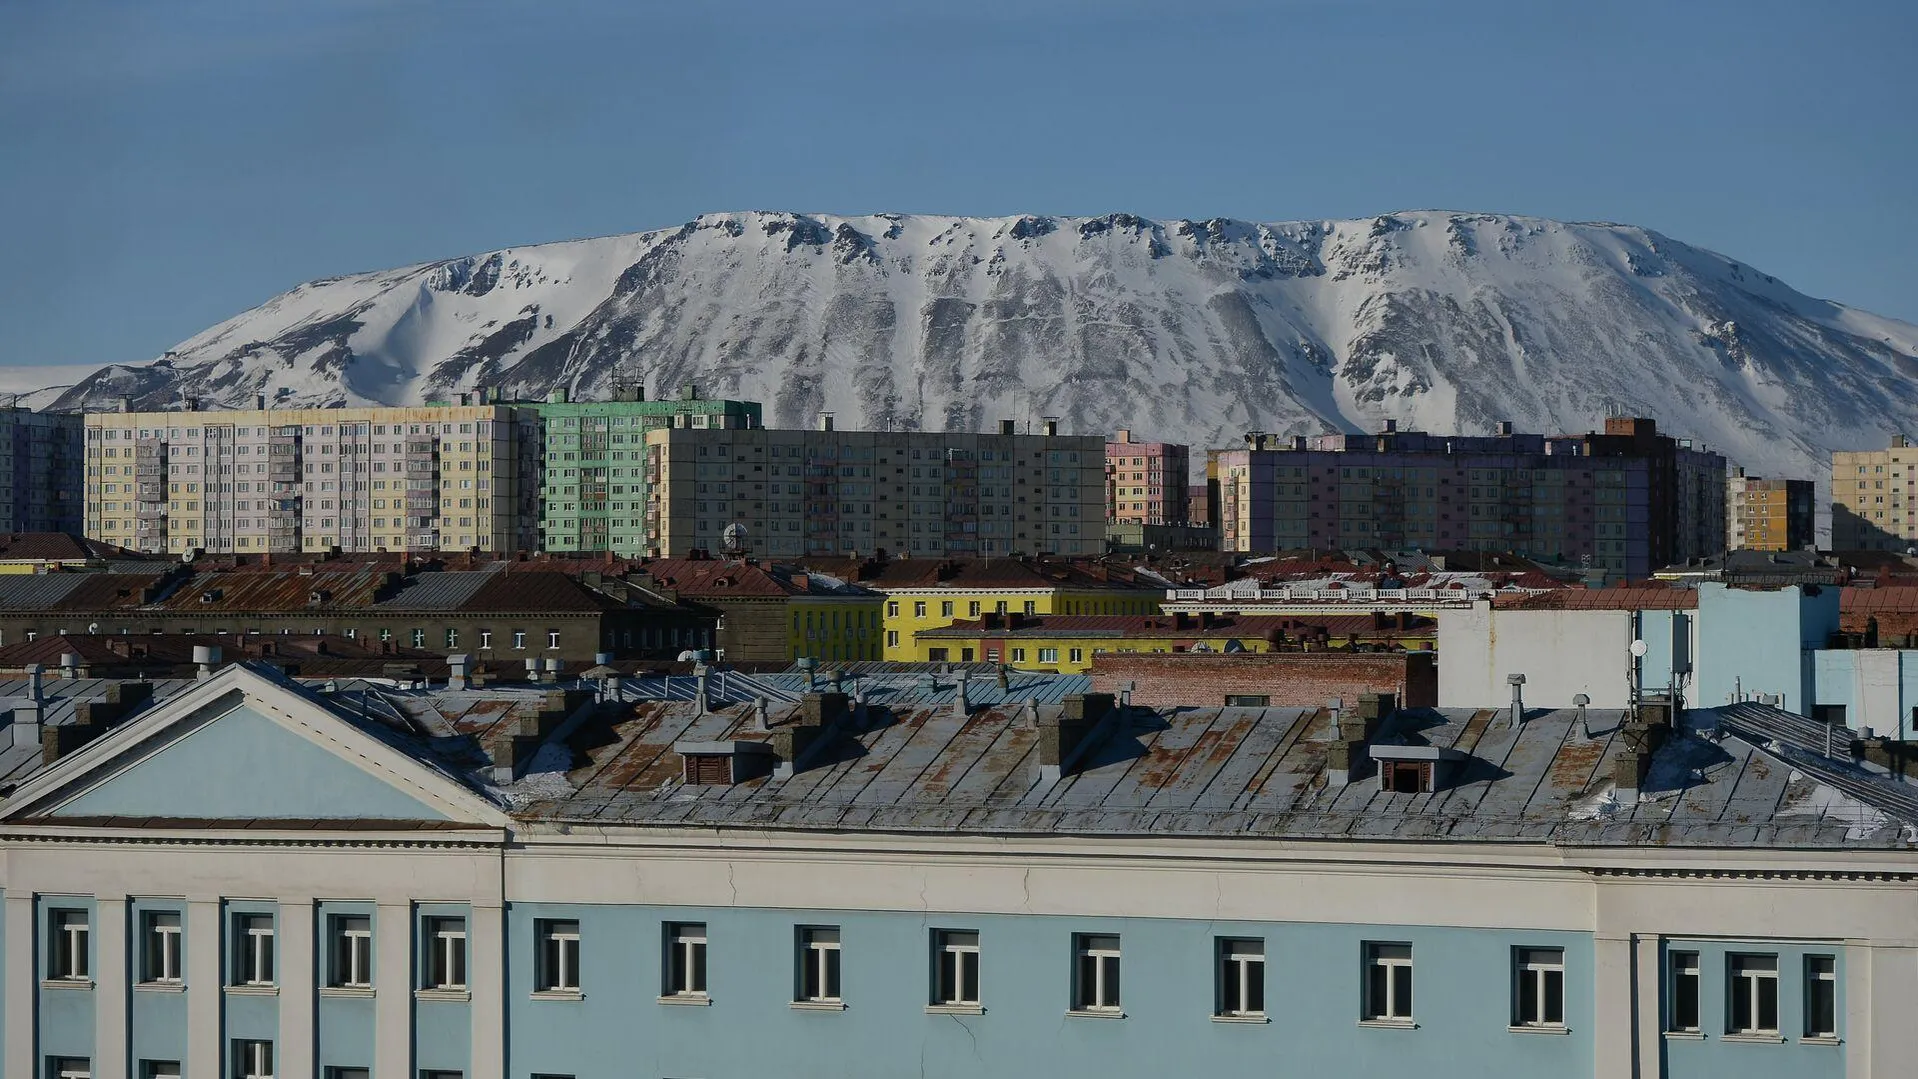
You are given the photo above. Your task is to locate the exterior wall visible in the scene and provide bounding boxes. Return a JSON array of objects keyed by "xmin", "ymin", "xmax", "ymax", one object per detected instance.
[
  {"xmin": 1727, "ymin": 472, "xmax": 1815, "ymax": 552},
  {"xmin": 1439, "ymin": 604, "xmax": 1696, "ymax": 710},
  {"xmin": 85, "ymin": 405, "xmax": 538, "ymax": 555},
  {"xmin": 878, "ymin": 586, "xmax": 1159, "ymax": 662},
  {"xmin": 1693, "ymin": 584, "xmax": 1840, "ymax": 712},
  {"xmin": 785, "ymin": 596, "xmax": 884, "ymax": 664},
  {"xmin": 644, "ymin": 426, "xmax": 1107, "ymax": 560},
  {"xmin": 1105, "ymin": 432, "xmax": 1191, "ymax": 525},
  {"xmin": 1808, "ymin": 649, "xmax": 1918, "ymax": 740},
  {"xmin": 0, "ymin": 409, "xmax": 84, "ymax": 535},
  {"xmin": 1832, "ymin": 439, "xmax": 1918, "ymax": 551},
  {"xmin": 1218, "ymin": 425, "xmax": 1725, "ymax": 578},
  {"xmin": 1090, "ymin": 650, "xmax": 1437, "ymax": 707},
  {"xmin": 530, "ymin": 388, "xmax": 760, "ymax": 555}
]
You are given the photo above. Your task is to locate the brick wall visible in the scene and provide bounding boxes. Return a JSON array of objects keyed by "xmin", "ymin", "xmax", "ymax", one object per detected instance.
[{"xmin": 1089, "ymin": 651, "xmax": 1438, "ymax": 709}]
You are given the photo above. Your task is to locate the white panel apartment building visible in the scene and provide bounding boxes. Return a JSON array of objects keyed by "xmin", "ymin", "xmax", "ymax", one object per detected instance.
[
  {"xmin": 642, "ymin": 419, "xmax": 1107, "ymax": 559},
  {"xmin": 84, "ymin": 403, "xmax": 538, "ymax": 555}
]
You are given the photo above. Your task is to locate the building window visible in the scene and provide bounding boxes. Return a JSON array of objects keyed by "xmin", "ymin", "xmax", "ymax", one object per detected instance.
[
  {"xmin": 411, "ymin": 629, "xmax": 426, "ymax": 648},
  {"xmin": 1010, "ymin": 648, "xmax": 1026, "ymax": 662},
  {"xmin": 664, "ymin": 923, "xmax": 707, "ymax": 998},
  {"xmin": 513, "ymin": 631, "xmax": 527, "ymax": 650},
  {"xmin": 1804, "ymin": 955, "xmax": 1837, "ymax": 1039},
  {"xmin": 1514, "ymin": 947, "xmax": 1565, "ymax": 1028},
  {"xmin": 886, "ymin": 601, "xmax": 899, "ymax": 617},
  {"xmin": 141, "ymin": 1064, "xmax": 180, "ymax": 1079},
  {"xmin": 940, "ymin": 601, "xmax": 954, "ymax": 617},
  {"xmin": 536, "ymin": 919, "xmax": 581, "ymax": 993},
  {"xmin": 933, "ymin": 930, "xmax": 980, "ymax": 1007},
  {"xmin": 420, "ymin": 1073, "xmax": 464, "ymax": 1079},
  {"xmin": 233, "ymin": 1039, "xmax": 273, "ymax": 1079},
  {"xmin": 445, "ymin": 629, "xmax": 459, "ymax": 649},
  {"xmin": 49, "ymin": 1058, "xmax": 89, "ymax": 1079},
  {"xmin": 425, "ymin": 917, "xmax": 467, "ymax": 990},
  {"xmin": 797, "ymin": 926, "xmax": 842, "ymax": 1003},
  {"xmin": 141, "ymin": 911, "xmax": 182, "ymax": 984},
  {"xmin": 1728, "ymin": 954, "xmax": 1779, "ymax": 1035},
  {"xmin": 913, "ymin": 601, "xmax": 927, "ymax": 617},
  {"xmin": 1073, "ymin": 934, "xmax": 1122, "ymax": 1013},
  {"xmin": 479, "ymin": 630, "xmax": 492, "ymax": 648},
  {"xmin": 885, "ymin": 630, "xmax": 899, "ymax": 647},
  {"xmin": 547, "ymin": 631, "xmax": 561, "ymax": 649},
  {"xmin": 1023, "ymin": 600, "xmax": 1037, "ymax": 615},
  {"xmin": 1068, "ymin": 648, "xmax": 1083, "ymax": 663},
  {"xmin": 49, "ymin": 909, "xmax": 89, "ymax": 981},
  {"xmin": 1217, "ymin": 938, "xmax": 1265, "ymax": 1018},
  {"xmin": 1363, "ymin": 942, "xmax": 1413, "ymax": 1022},
  {"xmin": 330, "ymin": 915, "xmax": 372, "ymax": 989},
  {"xmin": 324, "ymin": 1070, "xmax": 370, "ymax": 1079},
  {"xmin": 968, "ymin": 602, "xmax": 980, "ymax": 616},
  {"xmin": 1037, "ymin": 647, "xmax": 1059, "ymax": 663},
  {"xmin": 1224, "ymin": 694, "xmax": 1271, "ymax": 707},
  {"xmin": 233, "ymin": 913, "xmax": 275, "ymax": 986}
]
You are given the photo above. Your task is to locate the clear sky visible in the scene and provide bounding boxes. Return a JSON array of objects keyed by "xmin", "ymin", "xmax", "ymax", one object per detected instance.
[{"xmin": 2, "ymin": 0, "xmax": 1913, "ymax": 371}]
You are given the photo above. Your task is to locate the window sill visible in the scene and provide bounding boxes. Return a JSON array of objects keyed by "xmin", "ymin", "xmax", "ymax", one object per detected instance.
[
  {"xmin": 414, "ymin": 988, "xmax": 471, "ymax": 1003},
  {"xmin": 1721, "ymin": 1032, "xmax": 1786, "ymax": 1044},
  {"xmin": 319, "ymin": 986, "xmax": 376, "ymax": 999},
  {"xmin": 40, "ymin": 978, "xmax": 93, "ymax": 991},
  {"xmin": 1211, "ymin": 1014, "xmax": 1270, "ymax": 1024},
  {"xmin": 1663, "ymin": 1030, "xmax": 1704, "ymax": 1041},
  {"xmin": 790, "ymin": 1000, "xmax": 847, "ymax": 1012},
  {"xmin": 224, "ymin": 984, "xmax": 278, "ymax": 997},
  {"xmin": 926, "ymin": 1003, "xmax": 985, "ymax": 1016},
  {"xmin": 1508, "ymin": 1024, "xmax": 1571, "ymax": 1036},
  {"xmin": 530, "ymin": 989, "xmax": 584, "ymax": 1002},
  {"xmin": 134, "ymin": 981, "xmax": 187, "ymax": 994},
  {"xmin": 1800, "ymin": 1036, "xmax": 1842, "ymax": 1047},
  {"xmin": 657, "ymin": 994, "xmax": 712, "ymax": 1007},
  {"xmin": 1065, "ymin": 1008, "xmax": 1125, "ymax": 1020},
  {"xmin": 1358, "ymin": 1018, "xmax": 1418, "ymax": 1030}
]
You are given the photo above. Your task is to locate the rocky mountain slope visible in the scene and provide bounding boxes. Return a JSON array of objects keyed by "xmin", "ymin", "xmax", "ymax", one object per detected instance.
[{"xmin": 37, "ymin": 210, "xmax": 1918, "ymax": 491}]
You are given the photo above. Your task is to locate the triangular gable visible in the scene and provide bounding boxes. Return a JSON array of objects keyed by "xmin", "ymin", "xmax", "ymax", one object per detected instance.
[{"xmin": 1, "ymin": 664, "xmax": 508, "ymax": 827}]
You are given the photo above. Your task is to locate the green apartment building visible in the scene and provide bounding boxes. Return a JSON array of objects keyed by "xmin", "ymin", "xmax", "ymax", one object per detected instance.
[{"xmin": 533, "ymin": 385, "xmax": 761, "ymax": 554}]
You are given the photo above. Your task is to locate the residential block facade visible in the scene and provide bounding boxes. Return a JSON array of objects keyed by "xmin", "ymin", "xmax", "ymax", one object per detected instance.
[
  {"xmin": 83, "ymin": 403, "xmax": 538, "ymax": 555},
  {"xmin": 530, "ymin": 385, "xmax": 760, "ymax": 555},
  {"xmin": 1216, "ymin": 418, "xmax": 1726, "ymax": 579},
  {"xmin": 1726, "ymin": 468, "xmax": 1815, "ymax": 552},
  {"xmin": 0, "ymin": 408, "xmax": 83, "ymax": 535},
  {"xmin": 1105, "ymin": 429, "xmax": 1190, "ymax": 525},
  {"xmin": 642, "ymin": 420, "xmax": 1106, "ymax": 560},
  {"xmin": 1832, "ymin": 437, "xmax": 1918, "ymax": 551}
]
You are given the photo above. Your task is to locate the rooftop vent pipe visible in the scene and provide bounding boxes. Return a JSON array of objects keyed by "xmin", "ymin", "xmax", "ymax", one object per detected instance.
[{"xmin": 1506, "ymin": 673, "xmax": 1526, "ymax": 728}]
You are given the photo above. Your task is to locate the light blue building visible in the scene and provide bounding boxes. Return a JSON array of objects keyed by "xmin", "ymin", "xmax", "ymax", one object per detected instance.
[{"xmin": 0, "ymin": 662, "xmax": 1912, "ymax": 1079}]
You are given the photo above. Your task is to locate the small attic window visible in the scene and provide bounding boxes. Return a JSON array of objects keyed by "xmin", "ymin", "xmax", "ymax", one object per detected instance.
[
  {"xmin": 1382, "ymin": 761, "xmax": 1430, "ymax": 793},
  {"xmin": 685, "ymin": 754, "xmax": 732, "ymax": 786}
]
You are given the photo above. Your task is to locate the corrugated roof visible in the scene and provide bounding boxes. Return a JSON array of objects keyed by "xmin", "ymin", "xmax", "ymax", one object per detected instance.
[
  {"xmin": 375, "ymin": 572, "xmax": 493, "ymax": 611},
  {"xmin": 0, "ymin": 575, "xmax": 95, "ymax": 610}
]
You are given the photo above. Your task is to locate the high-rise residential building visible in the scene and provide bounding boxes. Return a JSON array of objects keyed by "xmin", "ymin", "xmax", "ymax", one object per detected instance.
[
  {"xmin": 0, "ymin": 407, "xmax": 83, "ymax": 534},
  {"xmin": 85, "ymin": 400, "xmax": 538, "ymax": 555},
  {"xmin": 1215, "ymin": 418, "xmax": 1726, "ymax": 579},
  {"xmin": 642, "ymin": 417, "xmax": 1106, "ymax": 559},
  {"xmin": 1105, "ymin": 429, "xmax": 1190, "ymax": 525},
  {"xmin": 1726, "ymin": 468, "xmax": 1815, "ymax": 552},
  {"xmin": 529, "ymin": 384, "xmax": 760, "ymax": 554},
  {"xmin": 1833, "ymin": 437, "xmax": 1918, "ymax": 552}
]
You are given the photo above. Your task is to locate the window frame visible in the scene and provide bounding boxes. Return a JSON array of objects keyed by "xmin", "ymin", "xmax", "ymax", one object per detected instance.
[
  {"xmin": 1512, "ymin": 946, "xmax": 1566, "ymax": 1029},
  {"xmin": 1667, "ymin": 949, "xmax": 1701, "ymax": 1033},
  {"xmin": 1071, "ymin": 933, "xmax": 1122, "ymax": 1015},
  {"xmin": 796, "ymin": 925, "xmax": 843, "ymax": 1005},
  {"xmin": 233, "ymin": 1038, "xmax": 274, "ymax": 1079},
  {"xmin": 234, "ymin": 913, "xmax": 276, "ymax": 987},
  {"xmin": 423, "ymin": 916, "xmax": 468, "ymax": 992},
  {"xmin": 49, "ymin": 908, "xmax": 90, "ymax": 982},
  {"xmin": 535, "ymin": 918, "xmax": 582, "ymax": 994},
  {"xmin": 1362, "ymin": 941, "xmax": 1414, "ymax": 1023},
  {"xmin": 663, "ymin": 922, "xmax": 708, "ymax": 999},
  {"xmin": 1727, "ymin": 953, "xmax": 1780, "ymax": 1036},
  {"xmin": 329, "ymin": 914, "xmax": 373, "ymax": 989},
  {"xmin": 1803, "ymin": 954, "xmax": 1838, "ymax": 1041},
  {"xmin": 1216, "ymin": 937, "xmax": 1266, "ymax": 1019},
  {"xmin": 49, "ymin": 1058, "xmax": 90, "ymax": 1079},
  {"xmin": 141, "ymin": 910, "xmax": 183, "ymax": 985},
  {"xmin": 932, "ymin": 929, "xmax": 981, "ymax": 1009}
]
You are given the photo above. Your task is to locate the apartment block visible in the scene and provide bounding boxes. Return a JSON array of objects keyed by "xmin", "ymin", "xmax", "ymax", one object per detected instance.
[
  {"xmin": 0, "ymin": 407, "xmax": 83, "ymax": 534},
  {"xmin": 1726, "ymin": 467, "xmax": 1815, "ymax": 551},
  {"xmin": 1216, "ymin": 418, "xmax": 1726, "ymax": 579},
  {"xmin": 1106, "ymin": 428, "xmax": 1190, "ymax": 524},
  {"xmin": 642, "ymin": 418, "xmax": 1106, "ymax": 559},
  {"xmin": 84, "ymin": 401, "xmax": 538, "ymax": 555},
  {"xmin": 530, "ymin": 384, "xmax": 760, "ymax": 554},
  {"xmin": 1832, "ymin": 436, "xmax": 1918, "ymax": 551}
]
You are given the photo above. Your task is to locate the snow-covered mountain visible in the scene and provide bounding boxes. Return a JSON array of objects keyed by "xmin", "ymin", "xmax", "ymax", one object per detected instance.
[{"xmin": 39, "ymin": 210, "xmax": 1918, "ymax": 492}]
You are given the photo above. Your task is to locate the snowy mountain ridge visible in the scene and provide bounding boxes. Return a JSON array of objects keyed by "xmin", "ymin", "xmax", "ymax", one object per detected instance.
[{"xmin": 35, "ymin": 209, "xmax": 1918, "ymax": 493}]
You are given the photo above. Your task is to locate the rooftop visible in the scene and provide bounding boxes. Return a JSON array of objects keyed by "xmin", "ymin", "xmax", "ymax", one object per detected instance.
[{"xmin": 918, "ymin": 612, "xmax": 1434, "ymax": 641}]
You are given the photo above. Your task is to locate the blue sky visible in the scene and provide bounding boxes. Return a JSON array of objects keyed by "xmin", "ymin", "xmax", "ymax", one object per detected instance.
[{"xmin": 2, "ymin": 0, "xmax": 1913, "ymax": 370}]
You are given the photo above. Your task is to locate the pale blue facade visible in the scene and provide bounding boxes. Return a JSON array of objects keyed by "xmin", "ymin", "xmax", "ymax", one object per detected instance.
[
  {"xmin": 1658, "ymin": 939, "xmax": 1845, "ymax": 1079},
  {"xmin": 1693, "ymin": 583, "xmax": 1840, "ymax": 712}
]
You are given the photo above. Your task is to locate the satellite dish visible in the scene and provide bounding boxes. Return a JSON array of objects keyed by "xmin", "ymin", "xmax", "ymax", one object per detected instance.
[
  {"xmin": 721, "ymin": 522, "xmax": 747, "ymax": 555},
  {"xmin": 1629, "ymin": 639, "xmax": 1648, "ymax": 657}
]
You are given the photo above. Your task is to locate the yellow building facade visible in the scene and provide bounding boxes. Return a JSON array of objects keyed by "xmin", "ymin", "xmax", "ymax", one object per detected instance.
[{"xmin": 877, "ymin": 583, "xmax": 1160, "ymax": 661}]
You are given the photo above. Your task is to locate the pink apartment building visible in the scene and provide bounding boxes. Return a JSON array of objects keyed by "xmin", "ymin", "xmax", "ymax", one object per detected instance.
[{"xmin": 1106, "ymin": 429, "xmax": 1192, "ymax": 525}]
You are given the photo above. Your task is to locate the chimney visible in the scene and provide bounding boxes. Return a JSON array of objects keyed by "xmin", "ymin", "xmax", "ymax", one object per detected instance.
[
  {"xmin": 193, "ymin": 644, "xmax": 222, "ymax": 679},
  {"xmin": 10, "ymin": 700, "xmax": 42, "ymax": 751},
  {"xmin": 492, "ymin": 732, "xmax": 543, "ymax": 786},
  {"xmin": 27, "ymin": 662, "xmax": 44, "ymax": 705},
  {"xmin": 999, "ymin": 419, "xmax": 1016, "ymax": 436},
  {"xmin": 1506, "ymin": 673, "xmax": 1526, "ymax": 728},
  {"xmin": 818, "ymin": 412, "xmax": 835, "ymax": 432},
  {"xmin": 751, "ymin": 695, "xmax": 770, "ymax": 733},
  {"xmin": 693, "ymin": 659, "xmax": 712, "ymax": 715},
  {"xmin": 448, "ymin": 653, "xmax": 469, "ymax": 691},
  {"xmin": 117, "ymin": 395, "xmax": 132, "ymax": 413},
  {"xmin": 1613, "ymin": 750, "xmax": 1649, "ymax": 803},
  {"xmin": 1573, "ymin": 693, "xmax": 1591, "ymax": 739},
  {"xmin": 952, "ymin": 670, "xmax": 970, "ymax": 717},
  {"xmin": 771, "ymin": 692, "xmax": 847, "ymax": 777},
  {"xmin": 1116, "ymin": 428, "xmax": 1132, "ymax": 443},
  {"xmin": 1037, "ymin": 693, "xmax": 1116, "ymax": 783}
]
